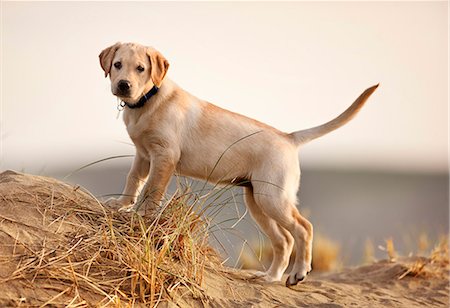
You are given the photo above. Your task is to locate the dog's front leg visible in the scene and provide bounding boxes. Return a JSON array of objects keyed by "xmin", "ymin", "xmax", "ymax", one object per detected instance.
[
  {"xmin": 104, "ymin": 152, "xmax": 150, "ymax": 209},
  {"xmin": 126, "ymin": 149, "xmax": 178, "ymax": 214}
]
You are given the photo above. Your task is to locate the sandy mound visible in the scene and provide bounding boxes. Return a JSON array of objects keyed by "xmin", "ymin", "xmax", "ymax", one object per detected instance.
[{"xmin": 0, "ymin": 171, "xmax": 448, "ymax": 307}]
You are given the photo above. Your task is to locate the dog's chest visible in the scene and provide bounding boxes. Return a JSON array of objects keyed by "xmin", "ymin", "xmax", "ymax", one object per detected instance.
[
  {"xmin": 123, "ymin": 110, "xmax": 175, "ymax": 156},
  {"xmin": 124, "ymin": 113, "xmax": 156, "ymax": 145},
  {"xmin": 125, "ymin": 120, "xmax": 145, "ymax": 140}
]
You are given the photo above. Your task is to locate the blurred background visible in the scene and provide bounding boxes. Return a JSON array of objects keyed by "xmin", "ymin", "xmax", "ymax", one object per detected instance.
[{"xmin": 2, "ymin": 2, "xmax": 448, "ymax": 267}]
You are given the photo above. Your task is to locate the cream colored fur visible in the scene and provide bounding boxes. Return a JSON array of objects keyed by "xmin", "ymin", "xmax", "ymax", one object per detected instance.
[{"xmin": 99, "ymin": 42, "xmax": 378, "ymax": 286}]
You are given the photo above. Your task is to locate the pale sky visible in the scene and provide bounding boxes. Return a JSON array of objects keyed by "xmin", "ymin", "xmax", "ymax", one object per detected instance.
[{"xmin": 1, "ymin": 1, "xmax": 448, "ymax": 174}]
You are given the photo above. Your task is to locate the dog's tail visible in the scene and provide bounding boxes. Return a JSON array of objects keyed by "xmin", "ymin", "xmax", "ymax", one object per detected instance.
[{"xmin": 289, "ymin": 84, "xmax": 379, "ymax": 146}]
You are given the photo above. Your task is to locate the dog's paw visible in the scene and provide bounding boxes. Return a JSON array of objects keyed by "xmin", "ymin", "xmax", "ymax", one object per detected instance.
[
  {"xmin": 117, "ymin": 203, "xmax": 157, "ymax": 216},
  {"xmin": 285, "ymin": 273, "xmax": 307, "ymax": 287},
  {"xmin": 118, "ymin": 204, "xmax": 138, "ymax": 213},
  {"xmin": 285, "ymin": 266, "xmax": 312, "ymax": 287},
  {"xmin": 248, "ymin": 271, "xmax": 282, "ymax": 283},
  {"xmin": 250, "ymin": 271, "xmax": 267, "ymax": 279},
  {"xmin": 104, "ymin": 198, "xmax": 127, "ymax": 210}
]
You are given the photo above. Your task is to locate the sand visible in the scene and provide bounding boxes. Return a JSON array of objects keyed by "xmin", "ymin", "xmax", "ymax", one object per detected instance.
[{"xmin": 0, "ymin": 170, "xmax": 448, "ymax": 307}]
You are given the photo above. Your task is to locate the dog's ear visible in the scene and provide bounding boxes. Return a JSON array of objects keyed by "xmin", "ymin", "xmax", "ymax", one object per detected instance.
[
  {"xmin": 99, "ymin": 42, "xmax": 121, "ymax": 78},
  {"xmin": 147, "ymin": 47, "xmax": 169, "ymax": 87}
]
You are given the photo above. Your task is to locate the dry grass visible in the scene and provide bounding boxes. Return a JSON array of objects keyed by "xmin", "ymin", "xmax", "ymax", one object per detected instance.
[
  {"xmin": 238, "ymin": 239, "xmax": 271, "ymax": 272},
  {"xmin": 385, "ymin": 238, "xmax": 397, "ymax": 262},
  {"xmin": 312, "ymin": 234, "xmax": 341, "ymax": 272},
  {"xmin": 1, "ymin": 170, "xmax": 448, "ymax": 307},
  {"xmin": 363, "ymin": 238, "xmax": 376, "ymax": 264},
  {"xmin": 371, "ymin": 234, "xmax": 449, "ymax": 280},
  {"xmin": 377, "ymin": 237, "xmax": 397, "ymax": 262},
  {"xmin": 418, "ymin": 232, "xmax": 430, "ymax": 255},
  {"xmin": 398, "ymin": 236, "xmax": 449, "ymax": 280},
  {"xmin": 0, "ymin": 171, "xmax": 220, "ymax": 306},
  {"xmin": 239, "ymin": 233, "xmax": 341, "ymax": 273}
]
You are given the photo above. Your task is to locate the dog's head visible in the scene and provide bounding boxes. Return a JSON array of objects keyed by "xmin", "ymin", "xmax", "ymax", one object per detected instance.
[{"xmin": 99, "ymin": 42, "xmax": 169, "ymax": 103}]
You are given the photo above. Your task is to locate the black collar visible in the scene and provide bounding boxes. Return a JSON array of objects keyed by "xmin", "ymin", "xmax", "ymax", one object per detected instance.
[{"xmin": 120, "ymin": 85, "xmax": 159, "ymax": 109}]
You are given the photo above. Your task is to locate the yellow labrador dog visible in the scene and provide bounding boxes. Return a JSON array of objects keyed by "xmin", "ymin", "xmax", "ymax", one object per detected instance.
[{"xmin": 99, "ymin": 42, "xmax": 378, "ymax": 287}]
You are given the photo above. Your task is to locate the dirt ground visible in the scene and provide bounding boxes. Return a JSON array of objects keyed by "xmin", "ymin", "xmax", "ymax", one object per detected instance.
[{"xmin": 0, "ymin": 170, "xmax": 448, "ymax": 307}]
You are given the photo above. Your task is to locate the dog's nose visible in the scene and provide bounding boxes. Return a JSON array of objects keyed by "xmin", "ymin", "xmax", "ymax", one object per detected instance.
[{"xmin": 118, "ymin": 80, "xmax": 131, "ymax": 93}]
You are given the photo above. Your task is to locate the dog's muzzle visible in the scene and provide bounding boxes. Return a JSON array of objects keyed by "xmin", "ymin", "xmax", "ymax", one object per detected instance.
[{"xmin": 117, "ymin": 79, "xmax": 132, "ymax": 96}]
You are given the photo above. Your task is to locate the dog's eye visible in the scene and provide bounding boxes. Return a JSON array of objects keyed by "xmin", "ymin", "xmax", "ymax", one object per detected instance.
[
  {"xmin": 137, "ymin": 65, "xmax": 145, "ymax": 73},
  {"xmin": 114, "ymin": 62, "xmax": 122, "ymax": 69}
]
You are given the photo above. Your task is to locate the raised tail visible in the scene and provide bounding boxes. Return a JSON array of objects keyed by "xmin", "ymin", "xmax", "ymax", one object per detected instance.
[{"xmin": 289, "ymin": 84, "xmax": 379, "ymax": 145}]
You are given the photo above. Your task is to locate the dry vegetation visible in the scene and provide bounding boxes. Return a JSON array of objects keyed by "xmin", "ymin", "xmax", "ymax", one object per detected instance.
[
  {"xmin": 0, "ymin": 170, "xmax": 220, "ymax": 306},
  {"xmin": 241, "ymin": 228, "xmax": 448, "ymax": 278},
  {"xmin": 239, "ymin": 233, "xmax": 342, "ymax": 273},
  {"xmin": 395, "ymin": 236, "xmax": 448, "ymax": 280},
  {"xmin": 0, "ymin": 170, "xmax": 448, "ymax": 307}
]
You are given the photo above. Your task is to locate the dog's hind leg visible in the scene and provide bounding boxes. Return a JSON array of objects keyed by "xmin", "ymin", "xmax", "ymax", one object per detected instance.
[
  {"xmin": 285, "ymin": 207, "xmax": 313, "ymax": 286},
  {"xmin": 251, "ymin": 169, "xmax": 313, "ymax": 286},
  {"xmin": 244, "ymin": 187, "xmax": 294, "ymax": 282}
]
